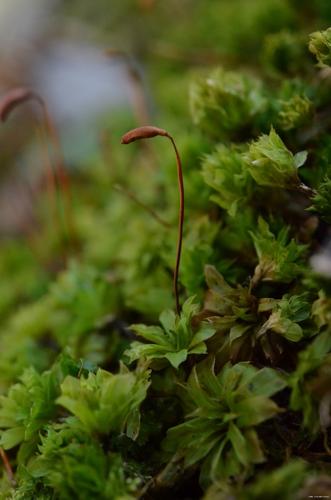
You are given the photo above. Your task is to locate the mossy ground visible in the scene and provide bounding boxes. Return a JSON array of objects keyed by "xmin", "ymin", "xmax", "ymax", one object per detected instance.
[{"xmin": 1, "ymin": 1, "xmax": 331, "ymax": 499}]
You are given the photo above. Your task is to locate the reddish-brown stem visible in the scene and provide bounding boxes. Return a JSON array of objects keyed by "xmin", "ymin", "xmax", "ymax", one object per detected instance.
[
  {"xmin": 0, "ymin": 447, "xmax": 15, "ymax": 485},
  {"xmin": 168, "ymin": 135, "xmax": 185, "ymax": 315},
  {"xmin": 0, "ymin": 87, "xmax": 73, "ymax": 246},
  {"xmin": 121, "ymin": 126, "xmax": 184, "ymax": 314},
  {"xmin": 33, "ymin": 94, "xmax": 74, "ymax": 245},
  {"xmin": 34, "ymin": 121, "xmax": 59, "ymax": 235}
]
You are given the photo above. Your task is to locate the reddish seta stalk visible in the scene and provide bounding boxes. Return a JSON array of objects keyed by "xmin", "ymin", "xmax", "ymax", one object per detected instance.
[
  {"xmin": 0, "ymin": 87, "xmax": 73, "ymax": 247},
  {"xmin": 0, "ymin": 447, "xmax": 15, "ymax": 485},
  {"xmin": 121, "ymin": 126, "xmax": 185, "ymax": 314}
]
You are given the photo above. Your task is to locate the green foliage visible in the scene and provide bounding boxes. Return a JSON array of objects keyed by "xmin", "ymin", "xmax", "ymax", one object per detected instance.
[
  {"xmin": 0, "ymin": 240, "xmax": 48, "ymax": 321},
  {"xmin": 262, "ymin": 31, "xmax": 310, "ymax": 76},
  {"xmin": 82, "ymin": 198, "xmax": 174, "ymax": 318},
  {"xmin": 276, "ymin": 94, "xmax": 313, "ymax": 131},
  {"xmin": 312, "ymin": 291, "xmax": 331, "ymax": 329},
  {"xmin": 236, "ymin": 460, "xmax": 307, "ymax": 500},
  {"xmin": 244, "ymin": 127, "xmax": 307, "ymax": 189},
  {"xmin": 257, "ymin": 293, "xmax": 310, "ymax": 343},
  {"xmin": 310, "ymin": 176, "xmax": 331, "ymax": 223},
  {"xmin": 163, "ymin": 360, "xmax": 286, "ymax": 486},
  {"xmin": 126, "ymin": 297, "xmax": 216, "ymax": 369},
  {"xmin": 48, "ymin": 262, "xmax": 117, "ymax": 349},
  {"xmin": 180, "ymin": 217, "xmax": 220, "ymax": 296},
  {"xmin": 18, "ymin": 424, "xmax": 140, "ymax": 500},
  {"xmin": 309, "ymin": 27, "xmax": 331, "ymax": 67},
  {"xmin": 250, "ymin": 218, "xmax": 306, "ymax": 283},
  {"xmin": 202, "ymin": 145, "xmax": 254, "ymax": 216},
  {"xmin": 1, "ymin": 5, "xmax": 331, "ymax": 499},
  {"xmin": 0, "ymin": 262, "xmax": 120, "ymax": 391},
  {"xmin": 289, "ymin": 329, "xmax": 331, "ymax": 432},
  {"xmin": 190, "ymin": 68, "xmax": 266, "ymax": 139},
  {"xmin": 204, "ymin": 460, "xmax": 308, "ymax": 499},
  {"xmin": 204, "ymin": 266, "xmax": 309, "ymax": 362},
  {"xmin": 204, "ymin": 265, "xmax": 254, "ymax": 326},
  {"xmin": 57, "ymin": 366, "xmax": 150, "ymax": 439},
  {"xmin": 0, "ymin": 355, "xmax": 78, "ymax": 456}
]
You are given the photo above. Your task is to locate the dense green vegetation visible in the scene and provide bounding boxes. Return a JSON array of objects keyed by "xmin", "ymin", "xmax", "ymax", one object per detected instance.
[{"xmin": 1, "ymin": 1, "xmax": 331, "ymax": 498}]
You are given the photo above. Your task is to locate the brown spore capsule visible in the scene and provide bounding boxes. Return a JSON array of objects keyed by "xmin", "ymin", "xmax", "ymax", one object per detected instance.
[
  {"xmin": 121, "ymin": 125, "xmax": 184, "ymax": 314},
  {"xmin": 121, "ymin": 126, "xmax": 168, "ymax": 144}
]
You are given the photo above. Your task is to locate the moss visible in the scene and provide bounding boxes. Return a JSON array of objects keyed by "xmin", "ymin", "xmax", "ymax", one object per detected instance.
[{"xmin": 0, "ymin": 2, "xmax": 331, "ymax": 498}]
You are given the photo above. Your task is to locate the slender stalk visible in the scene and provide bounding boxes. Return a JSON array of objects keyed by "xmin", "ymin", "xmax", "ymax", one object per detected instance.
[
  {"xmin": 34, "ymin": 120, "xmax": 59, "ymax": 235},
  {"xmin": 121, "ymin": 126, "xmax": 185, "ymax": 314},
  {"xmin": 39, "ymin": 98, "xmax": 73, "ymax": 240},
  {"xmin": 0, "ymin": 87, "xmax": 73, "ymax": 246},
  {"xmin": 0, "ymin": 447, "xmax": 15, "ymax": 485},
  {"xmin": 167, "ymin": 135, "xmax": 185, "ymax": 315}
]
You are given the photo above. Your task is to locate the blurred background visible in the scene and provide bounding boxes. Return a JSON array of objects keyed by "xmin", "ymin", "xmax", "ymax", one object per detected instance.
[{"xmin": 1, "ymin": 0, "xmax": 331, "ymax": 234}]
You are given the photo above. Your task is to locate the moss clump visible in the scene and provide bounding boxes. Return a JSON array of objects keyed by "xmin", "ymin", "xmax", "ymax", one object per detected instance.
[{"xmin": 1, "ymin": 2, "xmax": 331, "ymax": 499}]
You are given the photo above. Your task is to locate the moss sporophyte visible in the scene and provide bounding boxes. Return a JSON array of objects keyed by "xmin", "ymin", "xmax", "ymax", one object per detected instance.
[
  {"xmin": 2, "ymin": 8, "xmax": 331, "ymax": 498},
  {"xmin": 121, "ymin": 126, "xmax": 185, "ymax": 314},
  {"xmin": 0, "ymin": 87, "xmax": 73, "ymax": 246}
]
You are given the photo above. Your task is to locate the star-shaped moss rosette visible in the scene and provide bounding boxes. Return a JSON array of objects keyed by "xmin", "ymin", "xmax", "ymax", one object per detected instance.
[
  {"xmin": 203, "ymin": 265, "xmax": 311, "ymax": 363},
  {"xmin": 277, "ymin": 94, "xmax": 313, "ymax": 132},
  {"xmin": 0, "ymin": 355, "xmax": 78, "ymax": 456},
  {"xmin": 261, "ymin": 31, "xmax": 310, "ymax": 76},
  {"xmin": 23, "ymin": 425, "xmax": 142, "ymax": 499},
  {"xmin": 126, "ymin": 297, "xmax": 216, "ymax": 369},
  {"xmin": 202, "ymin": 144, "xmax": 254, "ymax": 217},
  {"xmin": 244, "ymin": 127, "xmax": 313, "ymax": 195},
  {"xmin": 163, "ymin": 359, "xmax": 287, "ymax": 485},
  {"xmin": 309, "ymin": 27, "xmax": 331, "ymax": 67},
  {"xmin": 190, "ymin": 67, "xmax": 266, "ymax": 139},
  {"xmin": 250, "ymin": 217, "xmax": 307, "ymax": 285},
  {"xmin": 57, "ymin": 365, "xmax": 150, "ymax": 440}
]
